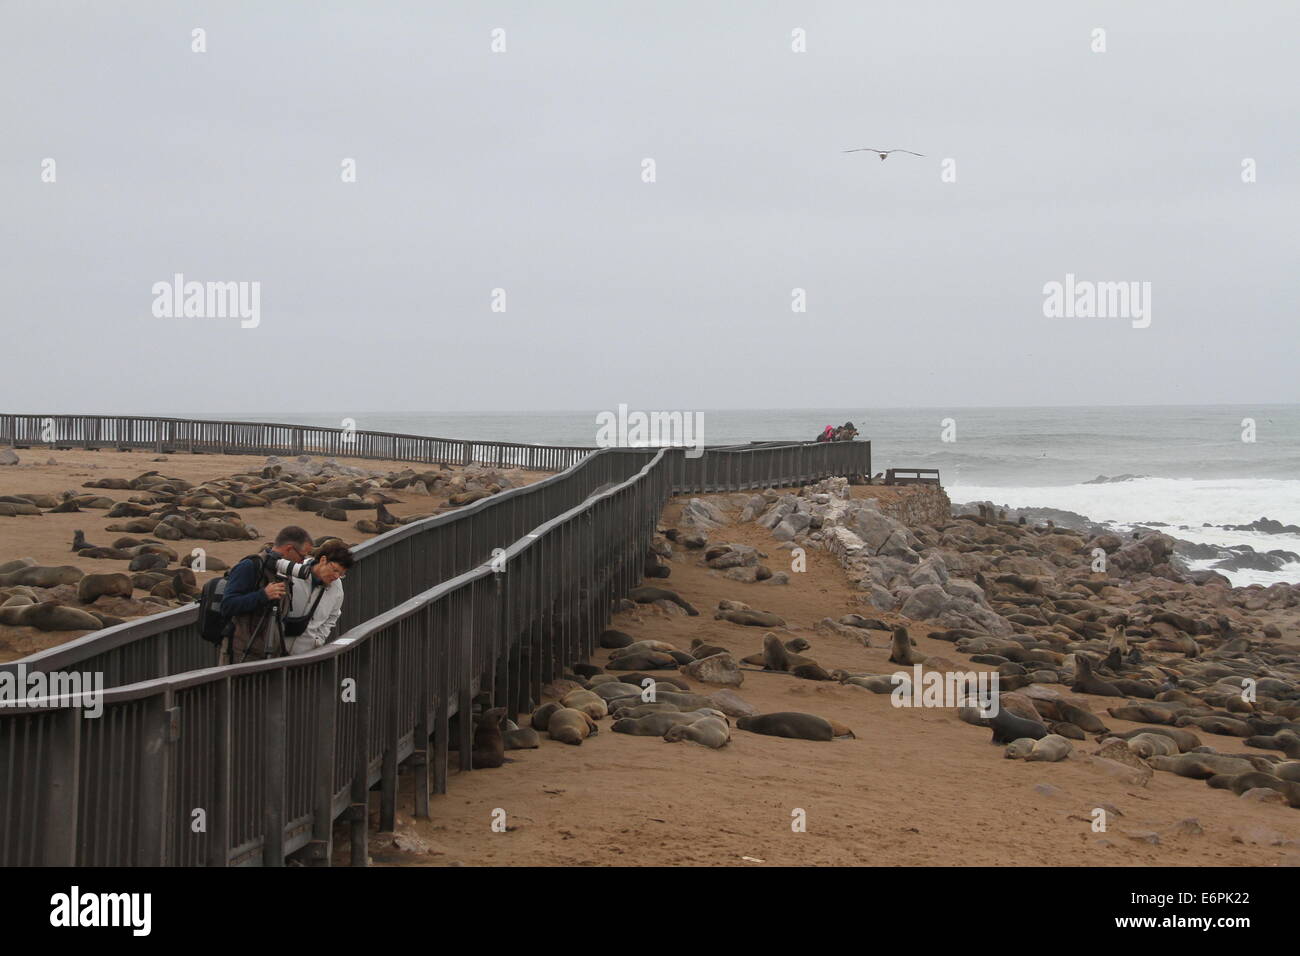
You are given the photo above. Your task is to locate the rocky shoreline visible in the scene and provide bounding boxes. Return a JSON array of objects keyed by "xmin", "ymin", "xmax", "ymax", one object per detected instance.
[{"xmin": 952, "ymin": 499, "xmax": 1300, "ymax": 580}]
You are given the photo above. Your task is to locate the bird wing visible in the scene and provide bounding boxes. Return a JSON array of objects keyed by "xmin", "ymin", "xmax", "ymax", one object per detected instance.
[
  {"xmin": 886, "ymin": 150, "xmax": 925, "ymax": 157},
  {"xmin": 842, "ymin": 148, "xmax": 883, "ymax": 154}
]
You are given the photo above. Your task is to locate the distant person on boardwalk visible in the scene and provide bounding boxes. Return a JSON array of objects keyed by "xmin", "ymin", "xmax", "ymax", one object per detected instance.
[
  {"xmin": 284, "ymin": 541, "xmax": 354, "ymax": 655},
  {"xmin": 835, "ymin": 421, "xmax": 859, "ymax": 441},
  {"xmin": 816, "ymin": 425, "xmax": 835, "ymax": 443}
]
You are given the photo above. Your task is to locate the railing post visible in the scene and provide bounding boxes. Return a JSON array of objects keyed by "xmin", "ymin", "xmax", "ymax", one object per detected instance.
[
  {"xmin": 457, "ymin": 598, "xmax": 474, "ymax": 770},
  {"xmin": 412, "ymin": 606, "xmax": 431, "ymax": 820},
  {"xmin": 210, "ymin": 675, "xmax": 232, "ymax": 866},
  {"xmin": 311, "ymin": 656, "xmax": 338, "ymax": 863},
  {"xmin": 263, "ymin": 669, "xmax": 287, "ymax": 866},
  {"xmin": 136, "ymin": 692, "xmax": 174, "ymax": 865},
  {"xmin": 350, "ymin": 642, "xmax": 372, "ymax": 866},
  {"xmin": 433, "ymin": 605, "xmax": 450, "ymax": 795},
  {"xmin": 379, "ymin": 634, "xmax": 399, "ymax": 833},
  {"xmin": 42, "ymin": 707, "xmax": 81, "ymax": 866}
]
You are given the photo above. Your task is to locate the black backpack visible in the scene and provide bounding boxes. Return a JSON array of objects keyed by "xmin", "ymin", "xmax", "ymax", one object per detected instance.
[{"xmin": 197, "ymin": 553, "xmax": 262, "ymax": 646}]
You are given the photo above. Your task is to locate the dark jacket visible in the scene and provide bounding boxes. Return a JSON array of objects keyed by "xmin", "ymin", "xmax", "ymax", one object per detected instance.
[
  {"xmin": 221, "ymin": 549, "xmax": 285, "ymax": 661},
  {"xmin": 221, "ymin": 552, "xmax": 273, "ymax": 618}
]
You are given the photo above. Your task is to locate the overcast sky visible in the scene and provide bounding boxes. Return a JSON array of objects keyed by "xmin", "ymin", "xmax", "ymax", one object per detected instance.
[{"xmin": 3, "ymin": 1, "xmax": 1297, "ymax": 414}]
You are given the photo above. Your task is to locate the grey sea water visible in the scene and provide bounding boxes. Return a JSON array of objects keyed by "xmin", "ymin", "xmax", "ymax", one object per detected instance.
[
  {"xmin": 231, "ymin": 404, "xmax": 1299, "ymax": 485},
  {"xmin": 223, "ymin": 404, "xmax": 1300, "ymax": 584}
]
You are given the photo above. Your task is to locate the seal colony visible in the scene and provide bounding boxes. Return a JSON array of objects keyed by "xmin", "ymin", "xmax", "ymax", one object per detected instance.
[
  {"xmin": 375, "ymin": 481, "xmax": 1300, "ymax": 867},
  {"xmin": 0, "ymin": 450, "xmax": 537, "ymax": 657}
]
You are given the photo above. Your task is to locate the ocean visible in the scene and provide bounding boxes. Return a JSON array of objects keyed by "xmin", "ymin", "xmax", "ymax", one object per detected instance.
[{"xmin": 229, "ymin": 405, "xmax": 1300, "ymax": 587}]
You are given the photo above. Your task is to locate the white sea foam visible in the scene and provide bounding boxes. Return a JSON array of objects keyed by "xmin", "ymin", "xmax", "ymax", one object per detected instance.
[{"xmin": 949, "ymin": 477, "xmax": 1300, "ymax": 587}]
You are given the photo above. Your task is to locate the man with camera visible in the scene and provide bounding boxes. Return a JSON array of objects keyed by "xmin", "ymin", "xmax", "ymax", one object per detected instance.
[
  {"xmin": 220, "ymin": 525, "xmax": 318, "ymax": 663},
  {"xmin": 283, "ymin": 541, "xmax": 354, "ymax": 655}
]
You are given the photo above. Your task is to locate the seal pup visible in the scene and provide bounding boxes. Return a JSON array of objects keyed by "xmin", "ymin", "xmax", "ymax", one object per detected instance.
[{"xmin": 547, "ymin": 708, "xmax": 598, "ymax": 745}]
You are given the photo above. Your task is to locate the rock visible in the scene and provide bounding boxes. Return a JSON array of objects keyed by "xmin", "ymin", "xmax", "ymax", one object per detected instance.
[
  {"xmin": 0, "ymin": 449, "xmax": 20, "ymax": 465},
  {"xmin": 1033, "ymin": 783, "xmax": 1064, "ymax": 798},
  {"xmin": 654, "ymin": 599, "xmax": 689, "ymax": 617},
  {"xmin": 898, "ymin": 585, "xmax": 954, "ymax": 620},
  {"xmin": 1230, "ymin": 825, "xmax": 1291, "ymax": 846},
  {"xmin": 681, "ymin": 653, "xmax": 743, "ymax": 687},
  {"xmin": 680, "ymin": 498, "xmax": 728, "ymax": 530},
  {"xmin": 1127, "ymin": 830, "xmax": 1161, "ymax": 845},
  {"xmin": 707, "ymin": 545, "xmax": 758, "ymax": 569},
  {"xmin": 1085, "ymin": 754, "xmax": 1153, "ymax": 787},
  {"xmin": 1167, "ymin": 818, "xmax": 1203, "ymax": 836},
  {"xmin": 1240, "ymin": 788, "xmax": 1287, "ymax": 805},
  {"xmin": 760, "ymin": 572, "xmax": 790, "ymax": 586}
]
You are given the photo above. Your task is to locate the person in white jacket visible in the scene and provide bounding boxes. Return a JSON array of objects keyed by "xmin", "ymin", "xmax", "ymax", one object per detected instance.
[{"xmin": 284, "ymin": 542, "xmax": 353, "ymax": 655}]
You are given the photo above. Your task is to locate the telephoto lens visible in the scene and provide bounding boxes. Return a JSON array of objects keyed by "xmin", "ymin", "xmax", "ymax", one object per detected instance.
[{"xmin": 265, "ymin": 554, "xmax": 315, "ymax": 580}]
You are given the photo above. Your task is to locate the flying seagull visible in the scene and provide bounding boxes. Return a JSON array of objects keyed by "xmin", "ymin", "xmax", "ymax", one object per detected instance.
[{"xmin": 843, "ymin": 148, "xmax": 925, "ymax": 161}]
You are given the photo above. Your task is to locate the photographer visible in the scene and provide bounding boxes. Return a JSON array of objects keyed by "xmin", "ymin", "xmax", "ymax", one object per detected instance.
[
  {"xmin": 220, "ymin": 525, "xmax": 316, "ymax": 663},
  {"xmin": 284, "ymin": 542, "xmax": 354, "ymax": 655}
]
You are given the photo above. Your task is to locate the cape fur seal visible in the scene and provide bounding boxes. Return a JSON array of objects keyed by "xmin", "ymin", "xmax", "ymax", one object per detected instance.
[
  {"xmin": 531, "ymin": 702, "xmax": 562, "ymax": 731},
  {"xmin": 735, "ymin": 712, "xmax": 854, "ymax": 741},
  {"xmin": 1024, "ymin": 734, "xmax": 1073, "ymax": 762},
  {"xmin": 77, "ymin": 572, "xmax": 134, "ymax": 603},
  {"xmin": 628, "ymin": 586, "xmax": 699, "ymax": 615},
  {"xmin": 600, "ymin": 629, "xmax": 636, "ymax": 649},
  {"xmin": 617, "ymin": 673, "xmax": 691, "ymax": 691},
  {"xmin": 0, "ymin": 601, "xmax": 103, "ymax": 631},
  {"xmin": 612, "ymin": 712, "xmax": 714, "ymax": 736},
  {"xmin": 888, "ymin": 625, "xmax": 926, "ymax": 666},
  {"xmin": 1071, "ymin": 655, "xmax": 1123, "ymax": 697},
  {"xmin": 560, "ymin": 690, "xmax": 609, "ymax": 719},
  {"xmin": 664, "ymin": 716, "xmax": 731, "ymax": 748},
  {"xmin": 605, "ymin": 652, "xmax": 677, "ymax": 671},
  {"xmin": 610, "ymin": 639, "xmax": 679, "ymax": 657},
  {"xmin": 503, "ymin": 727, "xmax": 540, "ymax": 750},
  {"xmin": 715, "ymin": 609, "xmax": 785, "ymax": 628},
  {"xmin": 471, "ymin": 707, "xmax": 507, "ymax": 769},
  {"xmin": 985, "ymin": 708, "xmax": 1048, "ymax": 744},
  {"xmin": 1102, "ymin": 726, "xmax": 1202, "ymax": 751},
  {"xmin": 0, "ymin": 565, "xmax": 84, "ymax": 589},
  {"xmin": 1147, "ymin": 753, "xmax": 1260, "ymax": 779},
  {"xmin": 690, "ymin": 639, "xmax": 731, "ymax": 659},
  {"xmin": 548, "ymin": 708, "xmax": 598, "ymax": 745}
]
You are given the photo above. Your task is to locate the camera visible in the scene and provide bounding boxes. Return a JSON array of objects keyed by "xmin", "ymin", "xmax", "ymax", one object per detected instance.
[{"xmin": 262, "ymin": 553, "xmax": 315, "ymax": 581}]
